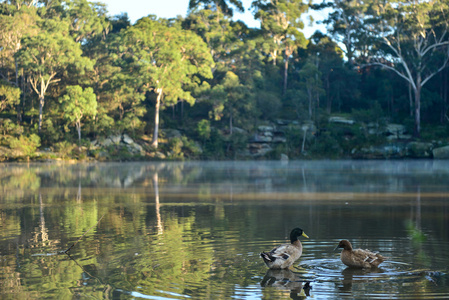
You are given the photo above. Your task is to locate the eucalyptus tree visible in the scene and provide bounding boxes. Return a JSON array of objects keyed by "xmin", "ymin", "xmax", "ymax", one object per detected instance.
[
  {"xmin": 0, "ymin": 4, "xmax": 38, "ymax": 86},
  {"xmin": 16, "ymin": 17, "xmax": 93, "ymax": 133},
  {"xmin": 319, "ymin": 0, "xmax": 368, "ymax": 66},
  {"xmin": 365, "ymin": 0, "xmax": 449, "ymax": 136},
  {"xmin": 63, "ymin": 0, "xmax": 110, "ymax": 43},
  {"xmin": 118, "ymin": 16, "xmax": 214, "ymax": 149},
  {"xmin": 307, "ymin": 32, "xmax": 347, "ymax": 114},
  {"xmin": 252, "ymin": 0, "xmax": 308, "ymax": 93},
  {"xmin": 298, "ymin": 58, "xmax": 325, "ymax": 120},
  {"xmin": 188, "ymin": 0, "xmax": 244, "ymax": 19},
  {"xmin": 59, "ymin": 85, "xmax": 97, "ymax": 147}
]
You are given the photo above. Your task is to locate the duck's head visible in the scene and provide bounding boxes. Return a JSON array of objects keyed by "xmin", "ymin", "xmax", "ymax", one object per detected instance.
[
  {"xmin": 290, "ymin": 228, "xmax": 309, "ymax": 243},
  {"xmin": 334, "ymin": 239, "xmax": 353, "ymax": 251}
]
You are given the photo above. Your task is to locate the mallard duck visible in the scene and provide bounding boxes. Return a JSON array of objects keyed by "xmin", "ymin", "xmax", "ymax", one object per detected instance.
[
  {"xmin": 335, "ymin": 240, "xmax": 386, "ymax": 268},
  {"xmin": 260, "ymin": 228, "xmax": 309, "ymax": 269}
]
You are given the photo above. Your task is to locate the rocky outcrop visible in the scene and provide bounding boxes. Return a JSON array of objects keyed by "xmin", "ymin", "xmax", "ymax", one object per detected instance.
[
  {"xmin": 433, "ymin": 145, "xmax": 449, "ymax": 159},
  {"xmin": 91, "ymin": 134, "xmax": 144, "ymax": 155},
  {"xmin": 352, "ymin": 141, "xmax": 436, "ymax": 159},
  {"xmin": 352, "ymin": 143, "xmax": 407, "ymax": 159},
  {"xmin": 246, "ymin": 124, "xmax": 290, "ymax": 158}
]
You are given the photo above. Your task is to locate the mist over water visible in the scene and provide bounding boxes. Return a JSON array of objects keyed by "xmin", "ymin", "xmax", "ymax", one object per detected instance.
[{"xmin": 1, "ymin": 160, "xmax": 448, "ymax": 299}]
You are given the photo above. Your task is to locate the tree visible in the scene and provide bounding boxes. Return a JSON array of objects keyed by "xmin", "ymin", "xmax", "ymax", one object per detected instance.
[
  {"xmin": 17, "ymin": 18, "xmax": 93, "ymax": 133},
  {"xmin": 119, "ymin": 16, "xmax": 214, "ymax": 149},
  {"xmin": 188, "ymin": 0, "xmax": 244, "ymax": 18},
  {"xmin": 0, "ymin": 80, "xmax": 20, "ymax": 113},
  {"xmin": 298, "ymin": 58, "xmax": 324, "ymax": 120},
  {"xmin": 252, "ymin": 0, "xmax": 308, "ymax": 93},
  {"xmin": 209, "ymin": 71, "xmax": 255, "ymax": 134},
  {"xmin": 307, "ymin": 32, "xmax": 346, "ymax": 114},
  {"xmin": 320, "ymin": 0, "xmax": 368, "ymax": 66},
  {"xmin": 365, "ymin": 0, "xmax": 449, "ymax": 136},
  {"xmin": 0, "ymin": 8, "xmax": 38, "ymax": 87},
  {"xmin": 59, "ymin": 85, "xmax": 97, "ymax": 147}
]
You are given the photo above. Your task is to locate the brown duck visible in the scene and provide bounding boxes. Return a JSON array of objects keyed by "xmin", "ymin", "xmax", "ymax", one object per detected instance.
[
  {"xmin": 335, "ymin": 240, "xmax": 386, "ymax": 268},
  {"xmin": 260, "ymin": 228, "xmax": 309, "ymax": 269}
]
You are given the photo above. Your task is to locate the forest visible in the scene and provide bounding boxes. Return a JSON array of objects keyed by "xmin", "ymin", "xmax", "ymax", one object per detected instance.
[{"xmin": 1, "ymin": 0, "xmax": 449, "ymax": 161}]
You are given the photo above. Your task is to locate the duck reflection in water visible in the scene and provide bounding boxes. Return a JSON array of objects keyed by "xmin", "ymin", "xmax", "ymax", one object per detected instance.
[
  {"xmin": 339, "ymin": 266, "xmax": 384, "ymax": 291},
  {"xmin": 261, "ymin": 269, "xmax": 312, "ymax": 299}
]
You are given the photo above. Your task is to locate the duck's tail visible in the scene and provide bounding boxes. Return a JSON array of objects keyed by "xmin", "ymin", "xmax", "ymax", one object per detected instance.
[{"xmin": 260, "ymin": 252, "xmax": 276, "ymax": 263}]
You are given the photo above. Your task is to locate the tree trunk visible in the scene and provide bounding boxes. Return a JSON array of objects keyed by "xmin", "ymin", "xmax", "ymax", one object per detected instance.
[
  {"xmin": 151, "ymin": 89, "xmax": 162, "ymax": 148},
  {"xmin": 76, "ymin": 121, "xmax": 81, "ymax": 150},
  {"xmin": 326, "ymin": 74, "xmax": 331, "ymax": 114},
  {"xmin": 414, "ymin": 81, "xmax": 421, "ymax": 137},
  {"xmin": 229, "ymin": 112, "xmax": 233, "ymax": 135},
  {"xmin": 408, "ymin": 83, "xmax": 413, "ymax": 117},
  {"xmin": 283, "ymin": 58, "xmax": 288, "ymax": 95},
  {"xmin": 308, "ymin": 88, "xmax": 313, "ymax": 120},
  {"xmin": 38, "ymin": 94, "xmax": 44, "ymax": 133},
  {"xmin": 272, "ymin": 50, "xmax": 277, "ymax": 66}
]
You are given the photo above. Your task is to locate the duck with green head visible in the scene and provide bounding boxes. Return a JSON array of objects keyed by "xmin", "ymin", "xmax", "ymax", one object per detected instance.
[{"xmin": 260, "ymin": 228, "xmax": 309, "ymax": 269}]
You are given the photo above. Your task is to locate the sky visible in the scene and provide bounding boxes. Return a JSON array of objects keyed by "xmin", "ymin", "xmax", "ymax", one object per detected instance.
[{"xmin": 98, "ymin": 0, "xmax": 327, "ymax": 38}]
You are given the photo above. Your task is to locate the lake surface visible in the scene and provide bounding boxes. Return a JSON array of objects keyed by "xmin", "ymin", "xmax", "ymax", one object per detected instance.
[{"xmin": 0, "ymin": 160, "xmax": 448, "ymax": 299}]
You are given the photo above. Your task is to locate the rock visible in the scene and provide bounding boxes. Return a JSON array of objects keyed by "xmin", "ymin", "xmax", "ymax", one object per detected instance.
[
  {"xmin": 329, "ymin": 116, "xmax": 355, "ymax": 125},
  {"xmin": 280, "ymin": 153, "xmax": 289, "ymax": 161},
  {"xmin": 248, "ymin": 143, "xmax": 273, "ymax": 157},
  {"xmin": 384, "ymin": 124, "xmax": 412, "ymax": 140},
  {"xmin": 433, "ymin": 145, "xmax": 449, "ymax": 159},
  {"xmin": 122, "ymin": 134, "xmax": 134, "ymax": 145},
  {"xmin": 126, "ymin": 143, "xmax": 144, "ymax": 154},
  {"xmin": 272, "ymin": 135, "xmax": 287, "ymax": 143},
  {"xmin": 406, "ymin": 142, "xmax": 433, "ymax": 158},
  {"xmin": 352, "ymin": 143, "xmax": 406, "ymax": 159},
  {"xmin": 232, "ymin": 127, "xmax": 247, "ymax": 134},
  {"xmin": 109, "ymin": 135, "xmax": 121, "ymax": 144},
  {"xmin": 258, "ymin": 125, "xmax": 274, "ymax": 132},
  {"xmin": 250, "ymin": 134, "xmax": 272, "ymax": 143},
  {"xmin": 155, "ymin": 151, "xmax": 166, "ymax": 159}
]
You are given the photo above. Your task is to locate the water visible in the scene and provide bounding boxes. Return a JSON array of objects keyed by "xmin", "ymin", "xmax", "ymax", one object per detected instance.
[{"xmin": 0, "ymin": 160, "xmax": 448, "ymax": 299}]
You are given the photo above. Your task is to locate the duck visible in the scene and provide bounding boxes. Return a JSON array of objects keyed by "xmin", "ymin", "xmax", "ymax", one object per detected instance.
[
  {"xmin": 335, "ymin": 239, "xmax": 386, "ymax": 268},
  {"xmin": 260, "ymin": 228, "xmax": 309, "ymax": 269}
]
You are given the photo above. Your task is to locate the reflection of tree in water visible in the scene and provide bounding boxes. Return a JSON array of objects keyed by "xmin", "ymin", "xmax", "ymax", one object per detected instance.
[{"xmin": 152, "ymin": 173, "xmax": 163, "ymax": 235}]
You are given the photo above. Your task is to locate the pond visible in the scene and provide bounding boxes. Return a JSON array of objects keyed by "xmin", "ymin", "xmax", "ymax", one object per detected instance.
[{"xmin": 0, "ymin": 160, "xmax": 448, "ymax": 299}]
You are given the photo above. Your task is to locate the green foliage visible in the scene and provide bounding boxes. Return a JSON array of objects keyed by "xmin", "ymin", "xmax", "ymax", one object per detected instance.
[
  {"xmin": 201, "ymin": 128, "xmax": 226, "ymax": 159},
  {"xmin": 352, "ymin": 102, "xmax": 385, "ymax": 124},
  {"xmin": 54, "ymin": 141, "xmax": 75, "ymax": 159},
  {"xmin": 8, "ymin": 133, "xmax": 41, "ymax": 159},
  {"xmin": 0, "ymin": 119, "xmax": 23, "ymax": 138},
  {"xmin": 1, "ymin": 0, "xmax": 449, "ymax": 160},
  {"xmin": 0, "ymin": 80, "xmax": 20, "ymax": 113},
  {"xmin": 41, "ymin": 119, "xmax": 62, "ymax": 145},
  {"xmin": 256, "ymin": 91, "xmax": 281, "ymax": 120},
  {"xmin": 197, "ymin": 119, "xmax": 211, "ymax": 140},
  {"xmin": 224, "ymin": 131, "xmax": 247, "ymax": 158},
  {"xmin": 59, "ymin": 85, "xmax": 97, "ymax": 143}
]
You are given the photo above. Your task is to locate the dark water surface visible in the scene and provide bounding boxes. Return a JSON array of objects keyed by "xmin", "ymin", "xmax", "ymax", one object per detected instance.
[{"xmin": 0, "ymin": 160, "xmax": 448, "ymax": 299}]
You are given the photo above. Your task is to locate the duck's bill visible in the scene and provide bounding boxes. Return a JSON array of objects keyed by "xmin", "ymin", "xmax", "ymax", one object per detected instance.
[
  {"xmin": 302, "ymin": 232, "xmax": 309, "ymax": 238},
  {"xmin": 333, "ymin": 245, "xmax": 340, "ymax": 251}
]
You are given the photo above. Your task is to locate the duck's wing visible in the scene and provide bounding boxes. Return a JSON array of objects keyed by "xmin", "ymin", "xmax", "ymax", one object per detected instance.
[
  {"xmin": 353, "ymin": 249, "xmax": 385, "ymax": 266},
  {"xmin": 269, "ymin": 244, "xmax": 297, "ymax": 260}
]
